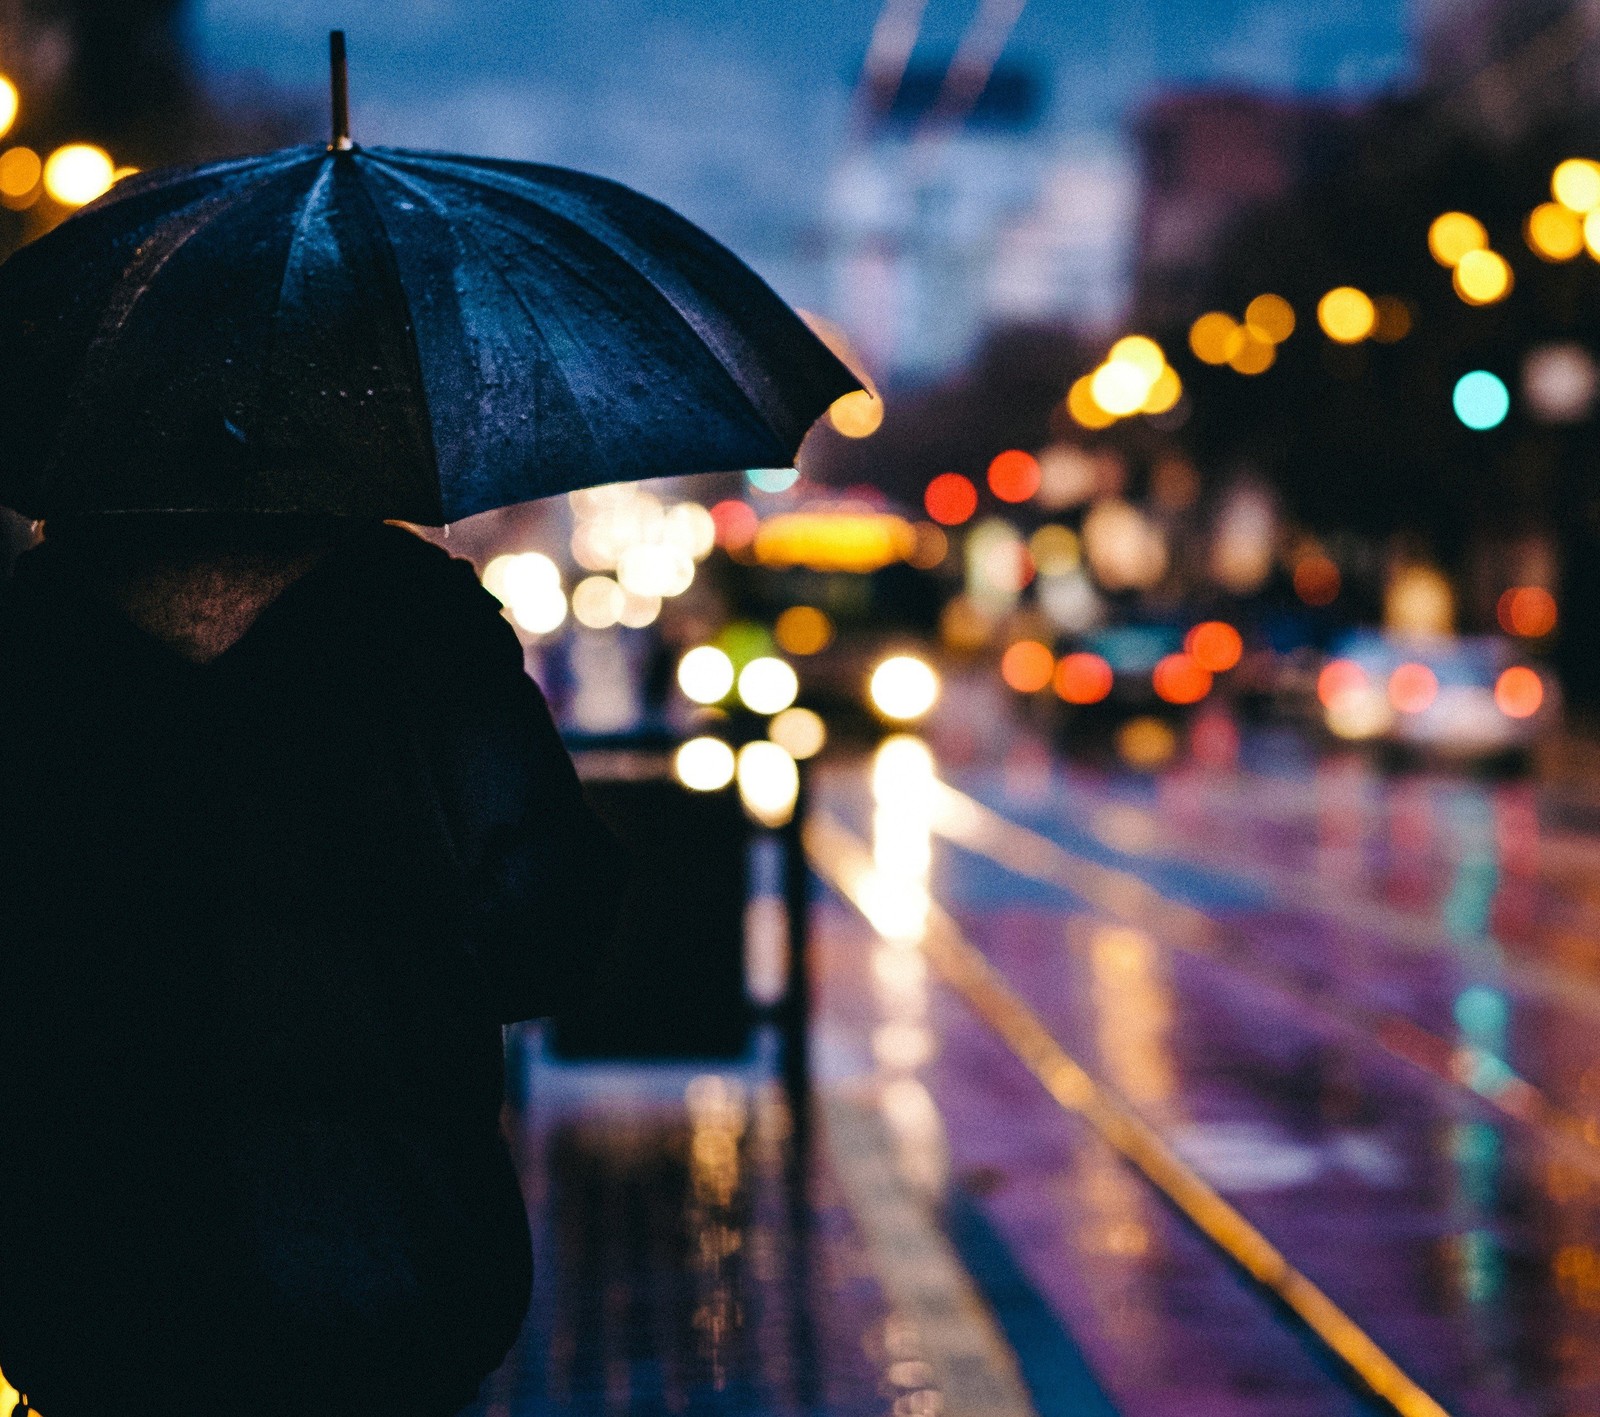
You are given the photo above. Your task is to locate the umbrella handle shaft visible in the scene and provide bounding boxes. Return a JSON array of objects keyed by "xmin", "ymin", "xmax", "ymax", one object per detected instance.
[{"xmin": 330, "ymin": 30, "xmax": 353, "ymax": 151}]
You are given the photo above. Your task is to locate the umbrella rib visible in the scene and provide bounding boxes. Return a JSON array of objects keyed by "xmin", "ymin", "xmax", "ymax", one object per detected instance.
[
  {"xmin": 373, "ymin": 151, "xmax": 795, "ymax": 443},
  {"xmin": 364, "ymin": 161, "xmax": 609, "ymax": 469}
]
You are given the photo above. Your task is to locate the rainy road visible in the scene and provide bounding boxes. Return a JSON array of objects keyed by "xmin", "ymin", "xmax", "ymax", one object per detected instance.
[{"xmin": 486, "ymin": 727, "xmax": 1600, "ymax": 1417}]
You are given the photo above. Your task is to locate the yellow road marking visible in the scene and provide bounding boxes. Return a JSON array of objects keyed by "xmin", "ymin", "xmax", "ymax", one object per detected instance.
[
  {"xmin": 807, "ymin": 810, "xmax": 1454, "ymax": 1417},
  {"xmin": 931, "ymin": 782, "xmax": 1600, "ymax": 1174}
]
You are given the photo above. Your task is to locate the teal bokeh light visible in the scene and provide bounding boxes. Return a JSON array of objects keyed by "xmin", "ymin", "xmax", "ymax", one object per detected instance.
[
  {"xmin": 1453, "ymin": 371, "xmax": 1510, "ymax": 430},
  {"xmin": 746, "ymin": 467, "xmax": 799, "ymax": 494}
]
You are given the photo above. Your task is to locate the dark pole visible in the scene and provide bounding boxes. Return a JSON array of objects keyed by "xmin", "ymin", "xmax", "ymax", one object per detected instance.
[{"xmin": 329, "ymin": 30, "xmax": 352, "ymax": 151}]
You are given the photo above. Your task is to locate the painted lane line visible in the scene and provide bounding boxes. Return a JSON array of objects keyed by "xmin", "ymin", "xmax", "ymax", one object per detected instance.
[
  {"xmin": 931, "ymin": 781, "xmax": 1600, "ymax": 1176},
  {"xmin": 807, "ymin": 811, "xmax": 1454, "ymax": 1417},
  {"xmin": 823, "ymin": 1089, "xmax": 1041, "ymax": 1417}
]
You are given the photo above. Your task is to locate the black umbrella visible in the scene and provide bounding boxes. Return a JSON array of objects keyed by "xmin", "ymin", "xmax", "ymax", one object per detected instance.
[{"xmin": 0, "ymin": 33, "xmax": 859, "ymax": 524}]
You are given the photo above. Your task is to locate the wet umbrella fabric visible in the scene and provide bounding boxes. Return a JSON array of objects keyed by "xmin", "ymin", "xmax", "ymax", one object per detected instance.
[{"xmin": 0, "ymin": 145, "xmax": 859, "ymax": 523}]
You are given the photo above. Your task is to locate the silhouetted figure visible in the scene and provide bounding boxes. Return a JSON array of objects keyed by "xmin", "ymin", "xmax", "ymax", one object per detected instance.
[{"xmin": 0, "ymin": 516, "xmax": 623, "ymax": 1417}]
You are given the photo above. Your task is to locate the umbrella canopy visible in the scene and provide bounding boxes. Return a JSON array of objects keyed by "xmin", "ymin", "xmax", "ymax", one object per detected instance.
[{"xmin": 0, "ymin": 42, "xmax": 859, "ymax": 523}]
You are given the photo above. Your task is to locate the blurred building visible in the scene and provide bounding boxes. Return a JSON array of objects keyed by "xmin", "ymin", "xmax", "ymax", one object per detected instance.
[
  {"xmin": 1129, "ymin": 90, "xmax": 1348, "ymax": 328},
  {"xmin": 825, "ymin": 60, "xmax": 1138, "ymax": 386}
]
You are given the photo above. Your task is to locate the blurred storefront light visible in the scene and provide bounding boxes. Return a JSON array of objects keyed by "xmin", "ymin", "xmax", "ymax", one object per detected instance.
[
  {"xmin": 1428, "ymin": 211, "xmax": 1489, "ymax": 266},
  {"xmin": 1083, "ymin": 499, "xmax": 1166, "ymax": 591},
  {"xmin": 753, "ymin": 510, "xmax": 915, "ymax": 572},
  {"xmin": 1188, "ymin": 312, "xmax": 1238, "ymax": 365},
  {"xmin": 1552, "ymin": 158, "xmax": 1600, "ymax": 213},
  {"xmin": 1453, "ymin": 370, "xmax": 1510, "ymax": 430},
  {"xmin": 769, "ymin": 706, "xmax": 826, "ymax": 759},
  {"xmin": 1389, "ymin": 662, "xmax": 1439, "ymax": 714},
  {"xmin": 965, "ymin": 517, "xmax": 1031, "ymax": 613},
  {"xmin": 1185, "ymin": 622, "xmax": 1243, "ymax": 673},
  {"xmin": 678, "ymin": 645, "xmax": 736, "ymax": 704},
  {"xmin": 0, "ymin": 147, "xmax": 40, "ymax": 202},
  {"xmin": 617, "ymin": 541, "xmax": 694, "ymax": 598},
  {"xmin": 1066, "ymin": 374, "xmax": 1116, "ymax": 429},
  {"xmin": 1526, "ymin": 202, "xmax": 1585, "ymax": 262},
  {"xmin": 1453, "ymin": 248, "xmax": 1513, "ymax": 305},
  {"xmin": 1317, "ymin": 287, "xmax": 1376, "ymax": 343},
  {"xmin": 736, "ymin": 741, "xmax": 799, "ymax": 827},
  {"xmin": 737, "ymin": 657, "xmax": 799, "ymax": 715},
  {"xmin": 676, "ymin": 736, "xmax": 736, "ymax": 792},
  {"xmin": 870, "ymin": 655, "xmax": 940, "ymax": 721},
  {"xmin": 43, "ymin": 143, "xmax": 114, "ymax": 206},
  {"xmin": 665, "ymin": 502, "xmax": 717, "ymax": 560},
  {"xmin": 1152, "ymin": 653, "xmax": 1212, "ymax": 705},
  {"xmin": 1386, "ymin": 564, "xmax": 1455, "ymax": 635}
]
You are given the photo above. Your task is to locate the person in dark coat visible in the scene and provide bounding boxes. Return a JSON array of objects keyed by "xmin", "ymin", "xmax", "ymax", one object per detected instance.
[{"xmin": 0, "ymin": 514, "xmax": 624, "ymax": 1417}]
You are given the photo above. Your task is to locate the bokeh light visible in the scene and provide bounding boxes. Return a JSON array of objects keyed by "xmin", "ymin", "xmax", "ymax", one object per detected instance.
[
  {"xmin": 483, "ymin": 552, "xmax": 566, "ymax": 635},
  {"xmin": 0, "ymin": 78, "xmax": 18, "ymax": 142},
  {"xmin": 1371, "ymin": 296, "xmax": 1413, "ymax": 343},
  {"xmin": 775, "ymin": 605, "xmax": 834, "ymax": 655},
  {"xmin": 1053, "ymin": 652, "xmax": 1114, "ymax": 705},
  {"xmin": 1553, "ymin": 158, "xmax": 1600, "ymax": 213},
  {"xmin": 1090, "ymin": 360, "xmax": 1150, "ymax": 416},
  {"xmin": 769, "ymin": 706, "xmax": 827, "ymax": 759},
  {"xmin": 1453, "ymin": 248, "xmax": 1512, "ymax": 305},
  {"xmin": 1294, "ymin": 553, "xmax": 1341, "ymax": 606},
  {"xmin": 1184, "ymin": 621, "xmax": 1243, "ymax": 673},
  {"xmin": 1428, "ymin": 211, "xmax": 1488, "ymax": 266},
  {"xmin": 1386, "ymin": 565, "xmax": 1455, "ymax": 635},
  {"xmin": 571, "ymin": 575, "xmax": 625, "ymax": 629},
  {"xmin": 924, "ymin": 472, "xmax": 978, "ymax": 526},
  {"xmin": 617, "ymin": 541, "xmax": 694, "ymax": 598},
  {"xmin": 828, "ymin": 389, "xmax": 884, "ymax": 438},
  {"xmin": 1141, "ymin": 365, "xmax": 1183, "ymax": 413},
  {"xmin": 1244, "ymin": 294, "xmax": 1296, "ymax": 343},
  {"xmin": 676, "ymin": 736, "xmax": 736, "ymax": 792},
  {"xmin": 736, "ymin": 741, "xmax": 800, "ymax": 827},
  {"xmin": 43, "ymin": 143, "xmax": 114, "ymax": 206},
  {"xmin": 1066, "ymin": 375, "xmax": 1116, "ymax": 429},
  {"xmin": 1453, "ymin": 370, "xmax": 1510, "ymax": 430},
  {"xmin": 1189, "ymin": 312, "xmax": 1238, "ymax": 365},
  {"xmin": 1117, "ymin": 716, "xmax": 1178, "ymax": 770},
  {"xmin": 1388, "ymin": 662, "xmax": 1439, "ymax": 714},
  {"xmin": 1317, "ymin": 287, "xmax": 1376, "ymax": 343},
  {"xmin": 1495, "ymin": 666, "xmax": 1545, "ymax": 718},
  {"xmin": 738, "ymin": 657, "xmax": 799, "ymax": 715},
  {"xmin": 1152, "ymin": 654, "xmax": 1213, "ymax": 705},
  {"xmin": 746, "ymin": 466, "xmax": 799, "ymax": 495},
  {"xmin": 1228, "ymin": 331, "xmax": 1276, "ymax": 375},
  {"xmin": 709, "ymin": 499, "xmax": 759, "ymax": 551},
  {"xmin": 870, "ymin": 655, "xmax": 940, "ymax": 721},
  {"xmin": 0, "ymin": 147, "xmax": 40, "ymax": 201},
  {"xmin": 677, "ymin": 645, "xmax": 736, "ymax": 704},
  {"xmin": 1000, "ymin": 640, "xmax": 1055, "ymax": 693},
  {"xmin": 1029, "ymin": 524, "xmax": 1080, "ymax": 575},
  {"xmin": 1526, "ymin": 202, "xmax": 1585, "ymax": 261},
  {"xmin": 1317, "ymin": 659, "xmax": 1368, "ymax": 709},
  {"xmin": 988, "ymin": 449, "xmax": 1042, "ymax": 502},
  {"xmin": 1497, "ymin": 586, "xmax": 1557, "ymax": 637}
]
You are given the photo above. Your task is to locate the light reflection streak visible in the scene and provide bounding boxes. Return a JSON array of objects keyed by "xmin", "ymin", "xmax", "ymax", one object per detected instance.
[{"xmin": 1089, "ymin": 925, "xmax": 1177, "ymax": 1113}]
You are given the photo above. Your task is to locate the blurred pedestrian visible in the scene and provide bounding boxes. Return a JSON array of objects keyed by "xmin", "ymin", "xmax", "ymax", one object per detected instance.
[{"xmin": 0, "ymin": 512, "xmax": 624, "ymax": 1417}]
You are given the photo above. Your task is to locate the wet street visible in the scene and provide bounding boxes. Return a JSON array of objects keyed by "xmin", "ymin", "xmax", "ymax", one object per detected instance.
[{"xmin": 483, "ymin": 720, "xmax": 1600, "ymax": 1417}]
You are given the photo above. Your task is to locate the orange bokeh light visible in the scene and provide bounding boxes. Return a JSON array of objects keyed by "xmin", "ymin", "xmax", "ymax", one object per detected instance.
[
  {"xmin": 1294, "ymin": 554, "xmax": 1341, "ymax": 606},
  {"xmin": 1495, "ymin": 665, "xmax": 1544, "ymax": 718},
  {"xmin": 1317, "ymin": 658, "xmax": 1367, "ymax": 707},
  {"xmin": 1496, "ymin": 586, "xmax": 1557, "ymax": 638},
  {"xmin": 1184, "ymin": 621, "xmax": 1243, "ymax": 673},
  {"xmin": 1001, "ymin": 640, "xmax": 1055, "ymax": 693},
  {"xmin": 987, "ymin": 449, "xmax": 1042, "ymax": 503},
  {"xmin": 1388, "ymin": 662, "xmax": 1439, "ymax": 713},
  {"xmin": 925, "ymin": 472, "xmax": 978, "ymax": 526},
  {"xmin": 709, "ymin": 499, "xmax": 759, "ymax": 550},
  {"xmin": 1053, "ymin": 652, "xmax": 1114, "ymax": 704},
  {"xmin": 1152, "ymin": 653, "xmax": 1213, "ymax": 705}
]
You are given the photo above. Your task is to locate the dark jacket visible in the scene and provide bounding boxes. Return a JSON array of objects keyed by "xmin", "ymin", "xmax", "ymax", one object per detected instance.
[{"xmin": 0, "ymin": 524, "xmax": 622, "ymax": 1417}]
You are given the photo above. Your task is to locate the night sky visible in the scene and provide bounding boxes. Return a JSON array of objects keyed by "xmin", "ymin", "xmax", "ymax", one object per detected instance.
[{"xmin": 186, "ymin": 0, "xmax": 1412, "ymax": 303}]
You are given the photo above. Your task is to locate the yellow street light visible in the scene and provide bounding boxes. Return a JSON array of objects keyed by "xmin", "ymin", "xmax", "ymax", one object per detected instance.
[
  {"xmin": 1526, "ymin": 202, "xmax": 1584, "ymax": 261},
  {"xmin": 1090, "ymin": 359, "xmax": 1150, "ymax": 416},
  {"xmin": 1553, "ymin": 158, "xmax": 1600, "ymax": 214},
  {"xmin": 43, "ymin": 143, "xmax": 114, "ymax": 206},
  {"xmin": 1244, "ymin": 293, "xmax": 1295, "ymax": 343},
  {"xmin": 0, "ymin": 77, "xmax": 19, "ymax": 143},
  {"xmin": 0, "ymin": 146, "xmax": 40, "ymax": 203},
  {"xmin": 1188, "ymin": 311, "xmax": 1238, "ymax": 365},
  {"xmin": 1317, "ymin": 287, "xmax": 1376, "ymax": 343},
  {"xmin": 1427, "ymin": 211, "xmax": 1488, "ymax": 267},
  {"xmin": 1452, "ymin": 248, "xmax": 1512, "ymax": 305},
  {"xmin": 1066, "ymin": 375, "xmax": 1115, "ymax": 429}
]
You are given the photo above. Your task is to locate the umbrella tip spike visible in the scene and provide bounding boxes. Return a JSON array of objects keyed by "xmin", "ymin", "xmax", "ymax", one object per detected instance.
[{"xmin": 329, "ymin": 30, "xmax": 353, "ymax": 152}]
